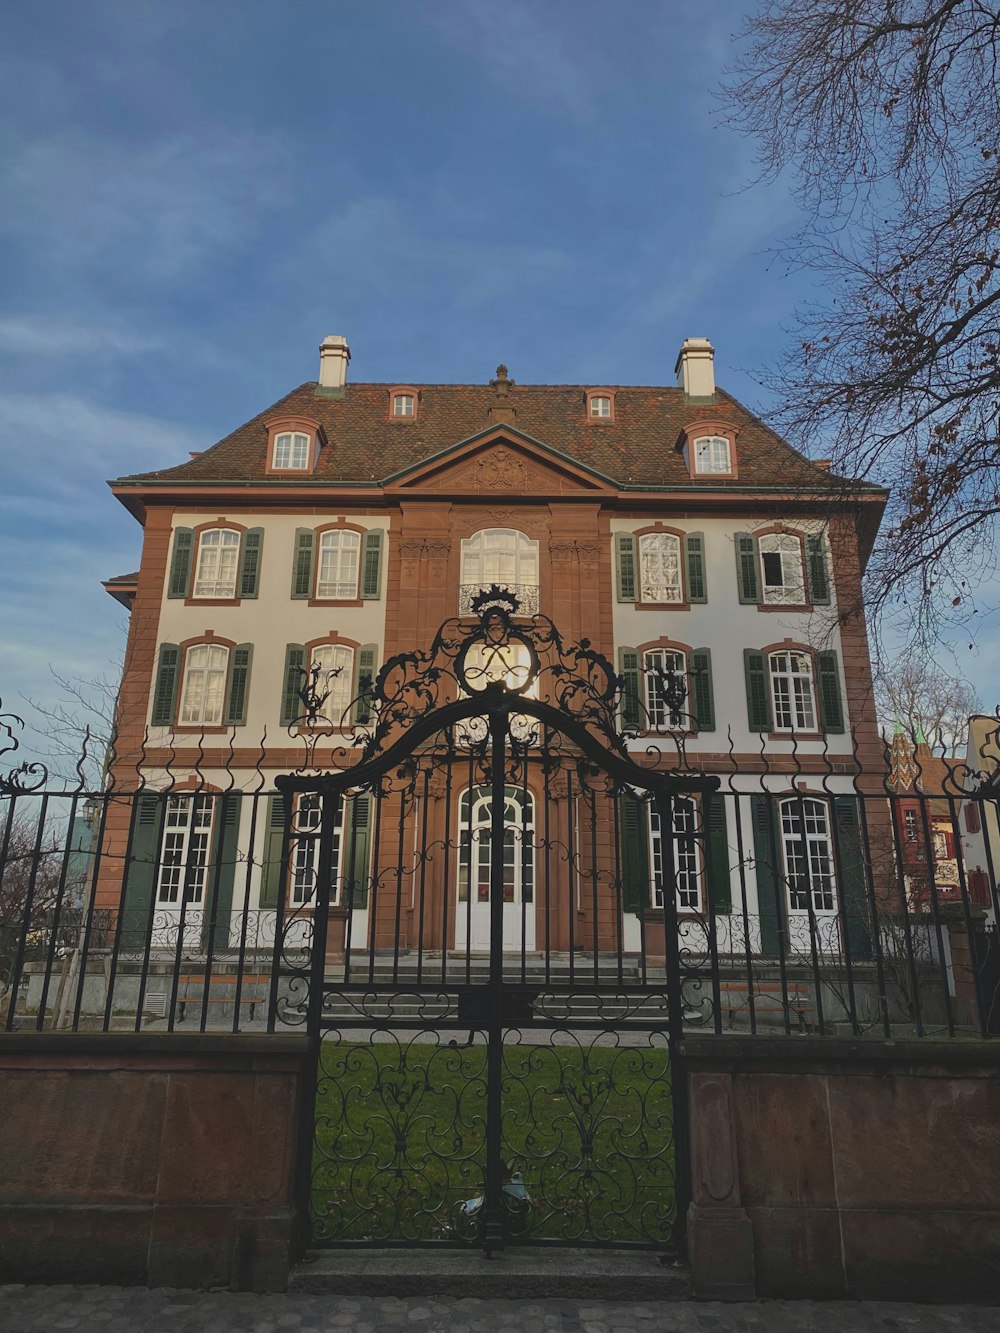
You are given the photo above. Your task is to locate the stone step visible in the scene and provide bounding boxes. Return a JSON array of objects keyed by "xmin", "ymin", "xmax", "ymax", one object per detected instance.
[{"xmin": 289, "ymin": 1247, "xmax": 692, "ymax": 1300}]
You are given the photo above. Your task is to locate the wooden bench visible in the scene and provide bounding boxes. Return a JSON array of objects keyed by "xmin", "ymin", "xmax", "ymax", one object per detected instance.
[
  {"xmin": 175, "ymin": 973, "xmax": 270, "ymax": 1023},
  {"xmin": 717, "ymin": 979, "xmax": 815, "ymax": 1029}
]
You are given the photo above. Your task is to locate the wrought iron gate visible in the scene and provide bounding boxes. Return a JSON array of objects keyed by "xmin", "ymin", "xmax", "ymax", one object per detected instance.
[{"xmin": 271, "ymin": 590, "xmax": 717, "ymax": 1253}]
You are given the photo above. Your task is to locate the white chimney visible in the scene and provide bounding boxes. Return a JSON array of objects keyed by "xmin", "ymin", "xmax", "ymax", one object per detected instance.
[
  {"xmin": 318, "ymin": 334, "xmax": 350, "ymax": 390},
  {"xmin": 674, "ymin": 337, "xmax": 715, "ymax": 398}
]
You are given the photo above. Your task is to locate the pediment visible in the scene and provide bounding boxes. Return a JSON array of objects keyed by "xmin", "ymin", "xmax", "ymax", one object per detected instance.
[{"xmin": 384, "ymin": 426, "xmax": 617, "ymax": 496}]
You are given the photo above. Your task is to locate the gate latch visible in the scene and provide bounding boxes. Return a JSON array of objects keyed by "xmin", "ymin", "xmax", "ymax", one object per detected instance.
[{"xmin": 455, "ymin": 987, "xmax": 538, "ymax": 1028}]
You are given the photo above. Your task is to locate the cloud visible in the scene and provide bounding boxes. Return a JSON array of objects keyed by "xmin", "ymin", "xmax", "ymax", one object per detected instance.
[{"xmin": 0, "ymin": 314, "xmax": 160, "ymax": 358}]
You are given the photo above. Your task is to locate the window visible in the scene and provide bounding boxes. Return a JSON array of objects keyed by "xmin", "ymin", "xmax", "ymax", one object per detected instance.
[
  {"xmin": 457, "ymin": 786, "xmax": 534, "ymax": 905},
  {"xmin": 904, "ymin": 809, "xmax": 919, "ymax": 842},
  {"xmin": 392, "ymin": 394, "xmax": 415, "ymax": 418},
  {"xmin": 590, "ymin": 395, "xmax": 611, "ymax": 418},
  {"xmin": 273, "ymin": 431, "xmax": 311, "ymax": 470},
  {"xmin": 638, "ymin": 532, "xmax": 684, "ymax": 603},
  {"xmin": 644, "ymin": 648, "xmax": 687, "ymax": 730},
  {"xmin": 779, "ymin": 798, "xmax": 837, "ymax": 913},
  {"xmin": 759, "ymin": 533, "xmax": 805, "ymax": 605},
  {"xmin": 769, "ymin": 651, "xmax": 816, "ymax": 732},
  {"xmin": 310, "ymin": 644, "xmax": 355, "ymax": 727},
  {"xmin": 289, "ymin": 794, "xmax": 344, "ymax": 907},
  {"xmin": 649, "ymin": 797, "xmax": 702, "ymax": 910},
  {"xmin": 316, "ymin": 529, "xmax": 361, "ymax": 600},
  {"xmin": 694, "ymin": 436, "xmax": 731, "ymax": 473},
  {"xmin": 179, "ymin": 644, "xmax": 229, "ymax": 727},
  {"xmin": 192, "ymin": 528, "xmax": 241, "ymax": 599},
  {"xmin": 156, "ymin": 795, "xmax": 213, "ymax": 906},
  {"xmin": 459, "ymin": 529, "xmax": 539, "ymax": 613}
]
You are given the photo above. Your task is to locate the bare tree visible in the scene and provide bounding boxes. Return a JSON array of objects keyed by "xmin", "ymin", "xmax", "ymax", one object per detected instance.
[
  {"xmin": 0, "ymin": 811, "xmax": 66, "ymax": 1012},
  {"xmin": 20, "ymin": 665, "xmax": 123, "ymax": 789},
  {"xmin": 724, "ymin": 1, "xmax": 1000, "ymax": 643},
  {"xmin": 875, "ymin": 657, "xmax": 982, "ymax": 753}
]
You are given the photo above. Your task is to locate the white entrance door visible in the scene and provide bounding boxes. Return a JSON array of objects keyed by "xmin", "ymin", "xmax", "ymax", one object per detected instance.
[{"xmin": 456, "ymin": 786, "xmax": 536, "ymax": 952}]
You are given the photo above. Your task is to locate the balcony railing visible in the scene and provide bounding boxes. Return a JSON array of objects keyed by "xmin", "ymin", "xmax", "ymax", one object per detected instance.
[{"xmin": 458, "ymin": 582, "xmax": 540, "ymax": 615}]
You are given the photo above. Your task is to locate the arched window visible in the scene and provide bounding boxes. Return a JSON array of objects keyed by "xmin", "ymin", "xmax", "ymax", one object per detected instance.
[
  {"xmin": 638, "ymin": 532, "xmax": 683, "ymax": 603},
  {"xmin": 273, "ymin": 431, "xmax": 311, "ymax": 470},
  {"xmin": 649, "ymin": 796, "xmax": 702, "ymax": 909},
  {"xmin": 779, "ymin": 798, "xmax": 837, "ymax": 913},
  {"xmin": 192, "ymin": 528, "xmax": 241, "ymax": 599},
  {"xmin": 457, "ymin": 785, "xmax": 535, "ymax": 905},
  {"xmin": 758, "ymin": 532, "xmax": 805, "ymax": 604},
  {"xmin": 643, "ymin": 647, "xmax": 688, "ymax": 729},
  {"xmin": 309, "ymin": 644, "xmax": 355, "ymax": 726},
  {"xmin": 157, "ymin": 794, "xmax": 214, "ymax": 905},
  {"xmin": 459, "ymin": 529, "xmax": 539, "ymax": 613},
  {"xmin": 392, "ymin": 393, "xmax": 415, "ymax": 417},
  {"xmin": 179, "ymin": 644, "xmax": 229, "ymax": 726},
  {"xmin": 693, "ymin": 436, "xmax": 731, "ymax": 473},
  {"xmin": 316, "ymin": 529, "xmax": 361, "ymax": 599},
  {"xmin": 768, "ymin": 651, "xmax": 816, "ymax": 732}
]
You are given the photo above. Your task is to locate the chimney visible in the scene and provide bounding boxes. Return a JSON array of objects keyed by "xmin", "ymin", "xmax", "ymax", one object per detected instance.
[
  {"xmin": 318, "ymin": 334, "xmax": 350, "ymax": 392},
  {"xmin": 674, "ymin": 337, "xmax": 715, "ymax": 399}
]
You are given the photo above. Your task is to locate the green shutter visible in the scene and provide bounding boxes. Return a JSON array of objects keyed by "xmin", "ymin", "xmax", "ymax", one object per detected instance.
[
  {"xmin": 344, "ymin": 792, "xmax": 372, "ymax": 907},
  {"xmin": 619, "ymin": 791, "xmax": 649, "ymax": 914},
  {"xmin": 291, "ymin": 529, "xmax": 315, "ymax": 599},
  {"xmin": 281, "ymin": 645, "xmax": 306, "ymax": 726},
  {"xmin": 685, "ymin": 532, "xmax": 707, "ymax": 603},
  {"xmin": 818, "ymin": 651, "xmax": 845, "ymax": 733},
  {"xmin": 743, "ymin": 649, "xmax": 772, "ymax": 732},
  {"xmin": 121, "ymin": 794, "xmax": 162, "ymax": 950},
  {"xmin": 259, "ymin": 794, "xmax": 288, "ymax": 909},
  {"xmin": 690, "ymin": 648, "xmax": 715, "ymax": 732},
  {"xmin": 615, "ymin": 534, "xmax": 636, "ymax": 602},
  {"xmin": 151, "ymin": 644, "xmax": 180, "ymax": 727},
  {"xmin": 806, "ymin": 534, "xmax": 830, "ymax": 605},
  {"xmin": 361, "ymin": 530, "xmax": 384, "ymax": 600},
  {"xmin": 203, "ymin": 793, "xmax": 241, "ymax": 949},
  {"xmin": 735, "ymin": 533, "xmax": 758, "ymax": 604},
  {"xmin": 618, "ymin": 647, "xmax": 642, "ymax": 730},
  {"xmin": 238, "ymin": 528, "xmax": 264, "ymax": 599},
  {"xmin": 750, "ymin": 794, "xmax": 782, "ymax": 955},
  {"xmin": 834, "ymin": 796, "xmax": 872, "ymax": 960},
  {"xmin": 704, "ymin": 792, "xmax": 731, "ymax": 913},
  {"xmin": 224, "ymin": 644, "xmax": 253, "ymax": 726},
  {"xmin": 167, "ymin": 528, "xmax": 194, "ymax": 599},
  {"xmin": 354, "ymin": 645, "xmax": 377, "ymax": 724}
]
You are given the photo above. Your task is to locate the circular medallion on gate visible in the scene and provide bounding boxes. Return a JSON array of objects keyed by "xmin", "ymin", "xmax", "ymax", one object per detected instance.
[{"xmin": 456, "ymin": 587, "xmax": 540, "ymax": 697}]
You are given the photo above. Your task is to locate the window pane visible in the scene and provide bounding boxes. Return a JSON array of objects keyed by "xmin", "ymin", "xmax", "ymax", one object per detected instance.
[
  {"xmin": 180, "ymin": 644, "xmax": 228, "ymax": 725},
  {"xmin": 759, "ymin": 534, "xmax": 805, "ymax": 603},
  {"xmin": 590, "ymin": 395, "xmax": 611, "ymax": 417},
  {"xmin": 644, "ymin": 649, "xmax": 686, "ymax": 729},
  {"xmin": 312, "ymin": 645, "xmax": 354, "ymax": 725},
  {"xmin": 769, "ymin": 652, "xmax": 815, "ymax": 731},
  {"xmin": 193, "ymin": 528, "xmax": 240, "ymax": 598},
  {"xmin": 316, "ymin": 530, "xmax": 360, "ymax": 599},
  {"xmin": 639, "ymin": 533, "xmax": 682, "ymax": 602}
]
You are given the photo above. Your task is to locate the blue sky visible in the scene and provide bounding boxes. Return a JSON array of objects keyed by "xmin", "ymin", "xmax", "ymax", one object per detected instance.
[{"xmin": 0, "ymin": 0, "xmax": 994, "ymax": 773}]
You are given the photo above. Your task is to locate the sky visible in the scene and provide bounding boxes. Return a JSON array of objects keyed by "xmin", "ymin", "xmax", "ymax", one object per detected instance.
[{"xmin": 0, "ymin": 0, "xmax": 995, "ymax": 777}]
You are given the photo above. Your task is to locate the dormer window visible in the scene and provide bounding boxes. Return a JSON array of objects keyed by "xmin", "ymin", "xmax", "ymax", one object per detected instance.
[
  {"xmin": 274, "ymin": 432, "xmax": 310, "ymax": 470},
  {"xmin": 393, "ymin": 394, "xmax": 414, "ymax": 418},
  {"xmin": 265, "ymin": 415, "xmax": 324, "ymax": 475},
  {"xmin": 693, "ymin": 436, "xmax": 731, "ymax": 474},
  {"xmin": 388, "ymin": 386, "xmax": 419, "ymax": 421},
  {"xmin": 586, "ymin": 389, "xmax": 615, "ymax": 421},
  {"xmin": 677, "ymin": 418, "xmax": 739, "ymax": 479}
]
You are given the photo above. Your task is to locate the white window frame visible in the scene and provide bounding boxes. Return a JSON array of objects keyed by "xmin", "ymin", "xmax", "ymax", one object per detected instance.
[
  {"xmin": 156, "ymin": 794, "xmax": 214, "ymax": 906},
  {"xmin": 310, "ymin": 643, "xmax": 355, "ymax": 727},
  {"xmin": 643, "ymin": 648, "xmax": 688, "ymax": 730},
  {"xmin": 392, "ymin": 393, "xmax": 415, "ymax": 417},
  {"xmin": 779, "ymin": 797, "xmax": 837, "ymax": 914},
  {"xmin": 693, "ymin": 436, "xmax": 731, "ymax": 473},
  {"xmin": 459, "ymin": 529, "xmax": 539, "ymax": 609},
  {"xmin": 273, "ymin": 431, "xmax": 311, "ymax": 470},
  {"xmin": 769, "ymin": 651, "xmax": 816, "ymax": 732},
  {"xmin": 589, "ymin": 394, "xmax": 612, "ymax": 418},
  {"xmin": 289, "ymin": 793, "xmax": 344, "ymax": 907},
  {"xmin": 316, "ymin": 529, "xmax": 361, "ymax": 600},
  {"xmin": 457, "ymin": 785, "xmax": 534, "ymax": 906},
  {"xmin": 192, "ymin": 528, "xmax": 241, "ymax": 599},
  {"xmin": 638, "ymin": 532, "xmax": 684, "ymax": 604},
  {"xmin": 649, "ymin": 797, "xmax": 702, "ymax": 910},
  {"xmin": 179, "ymin": 643, "xmax": 229, "ymax": 727},
  {"xmin": 758, "ymin": 533, "xmax": 806, "ymax": 605}
]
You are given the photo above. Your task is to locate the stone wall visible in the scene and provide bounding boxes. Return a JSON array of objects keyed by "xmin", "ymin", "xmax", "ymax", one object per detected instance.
[
  {"xmin": 0, "ymin": 1032, "xmax": 310, "ymax": 1291},
  {"xmin": 683, "ymin": 1036, "xmax": 1000, "ymax": 1302}
]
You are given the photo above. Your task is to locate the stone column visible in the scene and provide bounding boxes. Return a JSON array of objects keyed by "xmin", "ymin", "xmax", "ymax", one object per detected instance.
[{"xmin": 687, "ymin": 1070, "xmax": 756, "ymax": 1299}]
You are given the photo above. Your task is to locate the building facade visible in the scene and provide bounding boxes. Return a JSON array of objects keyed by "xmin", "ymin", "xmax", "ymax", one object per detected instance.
[{"xmin": 98, "ymin": 335, "xmax": 888, "ymax": 959}]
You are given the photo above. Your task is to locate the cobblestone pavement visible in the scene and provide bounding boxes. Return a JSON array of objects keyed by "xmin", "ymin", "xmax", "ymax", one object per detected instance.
[{"xmin": 2, "ymin": 1287, "xmax": 1000, "ymax": 1333}]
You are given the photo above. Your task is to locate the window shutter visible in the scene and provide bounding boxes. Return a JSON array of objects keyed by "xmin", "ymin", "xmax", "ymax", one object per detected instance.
[
  {"xmin": 690, "ymin": 648, "xmax": 715, "ymax": 732},
  {"xmin": 618, "ymin": 647, "xmax": 642, "ymax": 730},
  {"xmin": 259, "ymin": 794, "xmax": 288, "ymax": 909},
  {"xmin": 817, "ymin": 651, "xmax": 845, "ymax": 733},
  {"xmin": 806, "ymin": 534, "xmax": 830, "ymax": 605},
  {"xmin": 615, "ymin": 534, "xmax": 637, "ymax": 602},
  {"xmin": 224, "ymin": 644, "xmax": 253, "ymax": 727},
  {"xmin": 203, "ymin": 793, "xmax": 241, "ymax": 949},
  {"xmin": 353, "ymin": 645, "xmax": 377, "ymax": 724},
  {"xmin": 166, "ymin": 528, "xmax": 194, "ymax": 599},
  {"xmin": 735, "ymin": 533, "xmax": 758, "ymax": 604},
  {"xmin": 618, "ymin": 791, "xmax": 649, "ymax": 914},
  {"xmin": 291, "ymin": 529, "xmax": 315, "ymax": 599},
  {"xmin": 121, "ymin": 793, "xmax": 162, "ymax": 950},
  {"xmin": 750, "ymin": 794, "xmax": 782, "ymax": 956},
  {"xmin": 685, "ymin": 532, "xmax": 708, "ymax": 603},
  {"xmin": 743, "ymin": 649, "xmax": 772, "ymax": 732},
  {"xmin": 344, "ymin": 792, "xmax": 372, "ymax": 908},
  {"xmin": 281, "ymin": 644, "xmax": 306, "ymax": 726},
  {"xmin": 238, "ymin": 528, "xmax": 264, "ymax": 599},
  {"xmin": 361, "ymin": 529, "xmax": 384, "ymax": 600},
  {"xmin": 704, "ymin": 792, "xmax": 731, "ymax": 913},
  {"xmin": 833, "ymin": 796, "xmax": 872, "ymax": 959},
  {"xmin": 151, "ymin": 644, "xmax": 180, "ymax": 727}
]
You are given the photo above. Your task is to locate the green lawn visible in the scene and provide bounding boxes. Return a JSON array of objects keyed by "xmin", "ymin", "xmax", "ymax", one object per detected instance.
[{"xmin": 311, "ymin": 1035, "xmax": 675, "ymax": 1245}]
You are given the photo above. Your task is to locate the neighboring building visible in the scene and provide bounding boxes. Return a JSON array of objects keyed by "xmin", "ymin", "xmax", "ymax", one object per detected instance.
[
  {"xmin": 887, "ymin": 723, "xmax": 967, "ymax": 908},
  {"xmin": 97, "ymin": 335, "xmax": 888, "ymax": 958},
  {"xmin": 961, "ymin": 715, "xmax": 1000, "ymax": 918}
]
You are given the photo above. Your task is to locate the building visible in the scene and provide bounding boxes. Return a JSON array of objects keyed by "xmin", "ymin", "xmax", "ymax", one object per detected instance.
[{"xmin": 97, "ymin": 334, "xmax": 888, "ymax": 961}]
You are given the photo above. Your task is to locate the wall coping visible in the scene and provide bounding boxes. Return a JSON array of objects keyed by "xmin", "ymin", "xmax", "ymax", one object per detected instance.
[
  {"xmin": 679, "ymin": 1034, "xmax": 1000, "ymax": 1076},
  {"xmin": 0, "ymin": 1031, "xmax": 312, "ymax": 1073}
]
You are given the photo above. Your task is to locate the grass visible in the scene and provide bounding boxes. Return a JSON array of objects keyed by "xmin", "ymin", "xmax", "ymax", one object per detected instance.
[{"xmin": 312, "ymin": 1036, "xmax": 675, "ymax": 1245}]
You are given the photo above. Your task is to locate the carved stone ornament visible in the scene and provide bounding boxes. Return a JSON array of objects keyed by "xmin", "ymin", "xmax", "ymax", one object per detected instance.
[{"xmin": 476, "ymin": 448, "xmax": 528, "ymax": 491}]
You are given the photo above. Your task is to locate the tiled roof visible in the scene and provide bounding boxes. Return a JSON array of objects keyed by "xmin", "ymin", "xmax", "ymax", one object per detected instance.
[{"xmin": 112, "ymin": 381, "xmax": 871, "ymax": 492}]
